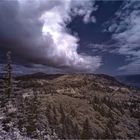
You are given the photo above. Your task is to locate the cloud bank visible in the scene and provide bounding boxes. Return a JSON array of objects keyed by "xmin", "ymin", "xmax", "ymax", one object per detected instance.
[{"xmin": 0, "ymin": 0, "xmax": 101, "ymax": 72}]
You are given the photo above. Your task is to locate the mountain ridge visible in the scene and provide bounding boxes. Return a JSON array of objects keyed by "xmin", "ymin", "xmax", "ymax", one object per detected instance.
[
  {"xmin": 116, "ymin": 74, "xmax": 140, "ymax": 89},
  {"xmin": 0, "ymin": 73, "xmax": 140, "ymax": 139}
]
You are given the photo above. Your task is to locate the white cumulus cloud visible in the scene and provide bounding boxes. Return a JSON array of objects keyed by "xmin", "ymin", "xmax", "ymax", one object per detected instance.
[{"xmin": 0, "ymin": 0, "xmax": 101, "ymax": 73}]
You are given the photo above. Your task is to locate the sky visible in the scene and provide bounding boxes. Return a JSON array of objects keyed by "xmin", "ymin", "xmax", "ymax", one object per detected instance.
[{"xmin": 0, "ymin": 0, "xmax": 140, "ymax": 75}]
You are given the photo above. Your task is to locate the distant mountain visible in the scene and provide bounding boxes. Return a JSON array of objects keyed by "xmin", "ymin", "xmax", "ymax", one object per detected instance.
[
  {"xmin": 0, "ymin": 72, "xmax": 46, "ymax": 79},
  {"xmin": 0, "ymin": 73, "xmax": 4, "ymax": 79},
  {"xmin": 0, "ymin": 72, "xmax": 22, "ymax": 79},
  {"xmin": 16, "ymin": 73, "xmax": 125, "ymax": 86},
  {"xmin": 1, "ymin": 72, "xmax": 140, "ymax": 90},
  {"xmin": 116, "ymin": 74, "xmax": 140, "ymax": 89},
  {"xmin": 15, "ymin": 72, "xmax": 64, "ymax": 80}
]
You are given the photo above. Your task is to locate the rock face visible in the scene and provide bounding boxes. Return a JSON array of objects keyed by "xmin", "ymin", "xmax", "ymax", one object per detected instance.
[{"xmin": 0, "ymin": 74, "xmax": 140, "ymax": 139}]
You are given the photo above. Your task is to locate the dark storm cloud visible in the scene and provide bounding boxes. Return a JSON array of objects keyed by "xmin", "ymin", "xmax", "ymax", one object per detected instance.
[{"xmin": 0, "ymin": 0, "xmax": 102, "ymax": 73}]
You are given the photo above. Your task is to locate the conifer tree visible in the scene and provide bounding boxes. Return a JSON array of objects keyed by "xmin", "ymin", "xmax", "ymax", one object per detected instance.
[
  {"xmin": 25, "ymin": 89, "xmax": 40, "ymax": 138},
  {"xmin": 81, "ymin": 118, "xmax": 93, "ymax": 139},
  {"xmin": 4, "ymin": 51, "xmax": 13, "ymax": 99},
  {"xmin": 2, "ymin": 51, "xmax": 18, "ymax": 136}
]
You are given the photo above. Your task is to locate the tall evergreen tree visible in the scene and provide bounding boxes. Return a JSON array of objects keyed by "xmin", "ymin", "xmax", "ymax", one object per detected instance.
[
  {"xmin": 25, "ymin": 89, "xmax": 40, "ymax": 138},
  {"xmin": 81, "ymin": 118, "xmax": 93, "ymax": 139},
  {"xmin": 4, "ymin": 51, "xmax": 13, "ymax": 99},
  {"xmin": 2, "ymin": 51, "xmax": 17, "ymax": 135}
]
